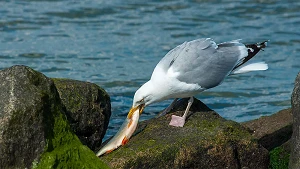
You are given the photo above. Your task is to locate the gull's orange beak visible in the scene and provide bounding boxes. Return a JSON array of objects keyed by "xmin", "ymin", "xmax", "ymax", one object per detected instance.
[
  {"xmin": 128, "ymin": 104, "xmax": 145, "ymax": 119},
  {"xmin": 96, "ymin": 104, "xmax": 145, "ymax": 156}
]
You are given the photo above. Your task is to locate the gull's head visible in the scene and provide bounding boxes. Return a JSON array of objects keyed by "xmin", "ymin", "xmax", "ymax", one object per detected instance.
[{"xmin": 130, "ymin": 81, "xmax": 157, "ymax": 116}]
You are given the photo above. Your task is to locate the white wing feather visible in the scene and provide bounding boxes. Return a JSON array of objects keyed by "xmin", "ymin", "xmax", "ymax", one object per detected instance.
[{"xmin": 231, "ymin": 62, "xmax": 268, "ymax": 74}]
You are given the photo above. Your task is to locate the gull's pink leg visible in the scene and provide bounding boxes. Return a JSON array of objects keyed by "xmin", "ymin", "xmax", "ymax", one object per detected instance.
[{"xmin": 169, "ymin": 97, "xmax": 194, "ymax": 127}]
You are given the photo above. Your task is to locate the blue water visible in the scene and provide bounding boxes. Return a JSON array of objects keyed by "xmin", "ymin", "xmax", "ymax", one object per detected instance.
[{"xmin": 1, "ymin": 0, "xmax": 299, "ymax": 140}]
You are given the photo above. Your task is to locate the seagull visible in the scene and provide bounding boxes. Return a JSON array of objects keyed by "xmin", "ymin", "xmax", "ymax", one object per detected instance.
[{"xmin": 96, "ymin": 38, "xmax": 268, "ymax": 156}]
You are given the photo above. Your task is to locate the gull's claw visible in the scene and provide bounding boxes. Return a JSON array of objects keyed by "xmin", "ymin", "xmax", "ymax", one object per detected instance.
[
  {"xmin": 169, "ymin": 115, "xmax": 186, "ymax": 127},
  {"xmin": 169, "ymin": 97, "xmax": 193, "ymax": 127}
]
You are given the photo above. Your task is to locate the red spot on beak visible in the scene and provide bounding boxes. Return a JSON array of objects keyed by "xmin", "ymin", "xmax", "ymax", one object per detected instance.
[{"xmin": 122, "ymin": 136, "xmax": 129, "ymax": 145}]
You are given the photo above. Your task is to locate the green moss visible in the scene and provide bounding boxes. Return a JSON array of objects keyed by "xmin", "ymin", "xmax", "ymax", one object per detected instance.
[
  {"xmin": 101, "ymin": 111, "xmax": 259, "ymax": 168},
  {"xmin": 35, "ymin": 141, "xmax": 109, "ymax": 169},
  {"xmin": 190, "ymin": 118, "xmax": 252, "ymax": 148},
  {"xmin": 34, "ymin": 89, "xmax": 109, "ymax": 169},
  {"xmin": 269, "ymin": 146, "xmax": 290, "ymax": 169}
]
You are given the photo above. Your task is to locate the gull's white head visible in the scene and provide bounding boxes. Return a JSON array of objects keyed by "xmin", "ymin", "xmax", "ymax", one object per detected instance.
[{"xmin": 132, "ymin": 80, "xmax": 157, "ymax": 108}]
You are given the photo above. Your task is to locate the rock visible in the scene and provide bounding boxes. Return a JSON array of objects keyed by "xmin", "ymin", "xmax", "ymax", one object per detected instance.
[
  {"xmin": 242, "ymin": 108, "xmax": 293, "ymax": 168},
  {"xmin": 242, "ymin": 108, "xmax": 293, "ymax": 150},
  {"xmin": 52, "ymin": 78, "xmax": 111, "ymax": 152},
  {"xmin": 101, "ymin": 98, "xmax": 269, "ymax": 169},
  {"xmin": 0, "ymin": 65, "xmax": 109, "ymax": 169},
  {"xmin": 289, "ymin": 72, "xmax": 300, "ymax": 169}
]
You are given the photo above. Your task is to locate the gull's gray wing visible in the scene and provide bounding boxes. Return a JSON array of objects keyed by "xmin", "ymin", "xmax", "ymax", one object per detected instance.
[{"xmin": 156, "ymin": 38, "xmax": 247, "ymax": 89}]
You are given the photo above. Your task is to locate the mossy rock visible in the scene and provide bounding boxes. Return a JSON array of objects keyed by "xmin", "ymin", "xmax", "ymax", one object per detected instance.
[
  {"xmin": 52, "ymin": 78, "xmax": 111, "ymax": 152},
  {"xmin": 269, "ymin": 140, "xmax": 290, "ymax": 169},
  {"xmin": 34, "ymin": 109, "xmax": 109, "ymax": 169},
  {"xmin": 101, "ymin": 98, "xmax": 269, "ymax": 169},
  {"xmin": 0, "ymin": 65, "xmax": 109, "ymax": 169}
]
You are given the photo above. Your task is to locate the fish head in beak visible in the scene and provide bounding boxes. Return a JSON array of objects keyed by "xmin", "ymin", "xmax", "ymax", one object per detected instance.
[{"xmin": 128, "ymin": 103, "xmax": 145, "ymax": 119}]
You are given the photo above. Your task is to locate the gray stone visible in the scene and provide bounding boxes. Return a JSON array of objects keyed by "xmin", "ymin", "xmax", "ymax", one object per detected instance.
[
  {"xmin": 0, "ymin": 65, "xmax": 54, "ymax": 168},
  {"xmin": 242, "ymin": 108, "xmax": 293, "ymax": 168},
  {"xmin": 101, "ymin": 98, "xmax": 269, "ymax": 169},
  {"xmin": 242, "ymin": 108, "xmax": 293, "ymax": 150},
  {"xmin": 52, "ymin": 78, "xmax": 111, "ymax": 152},
  {"xmin": 0, "ymin": 65, "xmax": 109, "ymax": 169},
  {"xmin": 289, "ymin": 72, "xmax": 300, "ymax": 169}
]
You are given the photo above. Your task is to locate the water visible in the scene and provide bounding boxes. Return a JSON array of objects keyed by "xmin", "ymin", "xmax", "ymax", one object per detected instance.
[{"xmin": 1, "ymin": 0, "xmax": 299, "ymax": 140}]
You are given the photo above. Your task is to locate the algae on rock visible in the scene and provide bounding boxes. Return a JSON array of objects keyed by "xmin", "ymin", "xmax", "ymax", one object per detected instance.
[
  {"xmin": 101, "ymin": 98, "xmax": 269, "ymax": 169},
  {"xmin": 34, "ymin": 106, "xmax": 109, "ymax": 169},
  {"xmin": 0, "ymin": 65, "xmax": 109, "ymax": 169},
  {"xmin": 52, "ymin": 78, "xmax": 111, "ymax": 152},
  {"xmin": 269, "ymin": 142, "xmax": 290, "ymax": 169}
]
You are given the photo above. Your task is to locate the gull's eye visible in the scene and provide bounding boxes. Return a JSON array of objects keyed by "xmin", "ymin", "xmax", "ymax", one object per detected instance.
[{"xmin": 137, "ymin": 98, "xmax": 144, "ymax": 104}]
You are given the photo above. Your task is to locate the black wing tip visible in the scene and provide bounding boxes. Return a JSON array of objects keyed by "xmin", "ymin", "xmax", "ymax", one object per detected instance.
[
  {"xmin": 258, "ymin": 40, "xmax": 269, "ymax": 49},
  {"xmin": 245, "ymin": 40, "xmax": 270, "ymax": 50},
  {"xmin": 233, "ymin": 40, "xmax": 269, "ymax": 71}
]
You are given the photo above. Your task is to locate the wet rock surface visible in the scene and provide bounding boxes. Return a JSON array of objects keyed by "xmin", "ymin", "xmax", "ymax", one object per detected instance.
[{"xmin": 101, "ymin": 98, "xmax": 269, "ymax": 169}]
